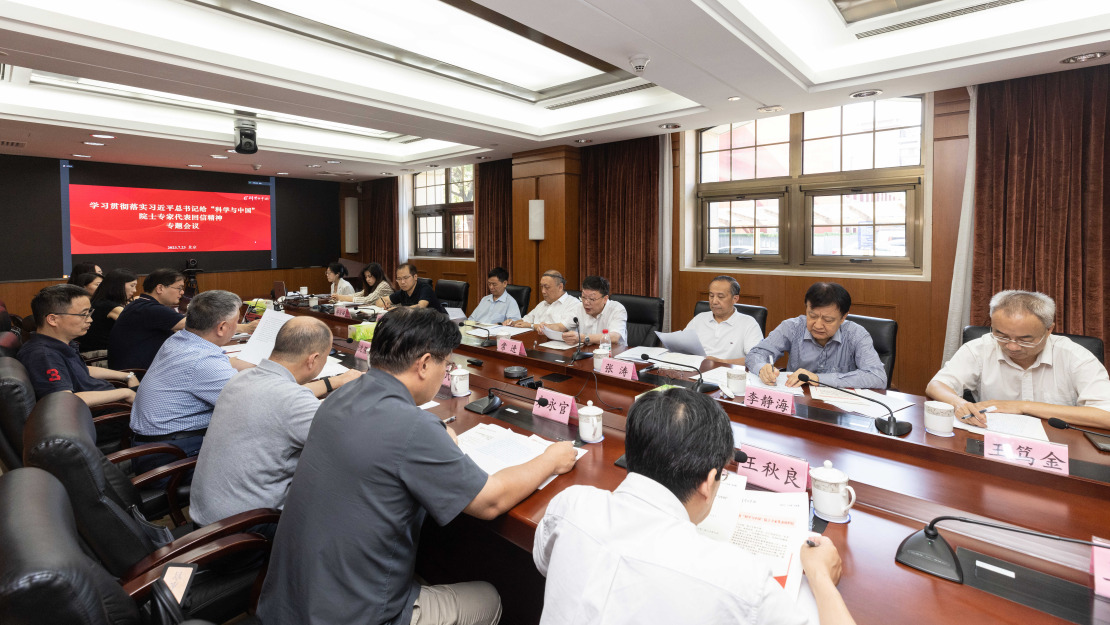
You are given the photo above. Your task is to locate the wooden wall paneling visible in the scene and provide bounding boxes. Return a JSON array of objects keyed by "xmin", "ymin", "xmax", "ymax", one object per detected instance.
[
  {"xmin": 412, "ymin": 258, "xmax": 480, "ymax": 312},
  {"xmin": 511, "ymin": 178, "xmax": 539, "ymax": 295},
  {"xmin": 538, "ymin": 174, "xmax": 580, "ymax": 288}
]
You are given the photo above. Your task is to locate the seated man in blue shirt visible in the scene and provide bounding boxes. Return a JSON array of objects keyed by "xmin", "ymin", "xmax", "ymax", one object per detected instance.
[
  {"xmin": 130, "ymin": 289, "xmax": 250, "ymax": 475},
  {"xmin": 468, "ymin": 267, "xmax": 521, "ymax": 325},
  {"xmin": 746, "ymin": 282, "xmax": 886, "ymax": 389},
  {"xmin": 18, "ymin": 284, "xmax": 138, "ymax": 406}
]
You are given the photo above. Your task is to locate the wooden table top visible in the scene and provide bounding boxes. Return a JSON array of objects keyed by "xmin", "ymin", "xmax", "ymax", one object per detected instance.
[{"xmin": 304, "ymin": 308, "xmax": 1110, "ymax": 624}]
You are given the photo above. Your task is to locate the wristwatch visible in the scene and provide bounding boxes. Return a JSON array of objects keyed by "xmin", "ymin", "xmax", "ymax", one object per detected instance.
[
  {"xmin": 322, "ymin": 376, "xmax": 333, "ymax": 393},
  {"xmin": 584, "ymin": 335, "xmax": 591, "ymax": 346}
]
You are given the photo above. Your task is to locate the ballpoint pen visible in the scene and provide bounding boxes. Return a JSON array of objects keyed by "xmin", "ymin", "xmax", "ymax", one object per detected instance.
[{"xmin": 442, "ymin": 416, "xmax": 456, "ymax": 425}]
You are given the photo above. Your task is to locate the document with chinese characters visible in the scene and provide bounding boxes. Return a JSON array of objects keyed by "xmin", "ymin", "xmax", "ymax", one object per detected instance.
[
  {"xmin": 237, "ymin": 309, "xmax": 293, "ymax": 365},
  {"xmin": 696, "ymin": 488, "xmax": 810, "ymax": 599},
  {"xmin": 952, "ymin": 412, "xmax": 1049, "ymax": 441},
  {"xmin": 457, "ymin": 423, "xmax": 588, "ymax": 489}
]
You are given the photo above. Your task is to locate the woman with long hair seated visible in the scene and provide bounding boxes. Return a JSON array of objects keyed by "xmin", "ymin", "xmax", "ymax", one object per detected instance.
[
  {"xmin": 334, "ymin": 262, "xmax": 394, "ymax": 304},
  {"xmin": 326, "ymin": 262, "xmax": 355, "ymax": 297},
  {"xmin": 69, "ymin": 272, "xmax": 103, "ymax": 297},
  {"xmin": 81, "ymin": 268, "xmax": 138, "ymax": 359}
]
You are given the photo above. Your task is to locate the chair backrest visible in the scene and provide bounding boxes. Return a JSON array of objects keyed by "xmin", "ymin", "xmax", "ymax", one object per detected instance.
[
  {"xmin": 962, "ymin": 325, "xmax": 1105, "ymax": 363},
  {"xmin": 506, "ymin": 284, "xmax": 531, "ymax": 315},
  {"xmin": 845, "ymin": 314, "xmax": 897, "ymax": 389},
  {"xmin": 0, "ymin": 309, "xmax": 10, "ymax": 333},
  {"xmin": 610, "ymin": 293, "xmax": 665, "ymax": 348},
  {"xmin": 691, "ymin": 301, "xmax": 768, "ymax": 336},
  {"xmin": 0, "ymin": 467, "xmax": 141, "ymax": 625},
  {"xmin": 23, "ymin": 392, "xmax": 153, "ymax": 577},
  {"xmin": 417, "ymin": 277, "xmax": 434, "ymax": 290},
  {"xmin": 0, "ymin": 331, "xmax": 22, "ymax": 358},
  {"xmin": 434, "ymin": 280, "xmax": 470, "ymax": 310},
  {"xmin": 0, "ymin": 357, "xmax": 35, "ymax": 471},
  {"xmin": 566, "ymin": 289, "xmax": 581, "ymax": 300}
]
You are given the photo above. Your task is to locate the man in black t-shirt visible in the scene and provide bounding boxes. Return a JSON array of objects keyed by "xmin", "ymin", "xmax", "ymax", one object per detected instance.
[
  {"xmin": 257, "ymin": 308, "xmax": 578, "ymax": 625},
  {"xmin": 375, "ymin": 262, "xmax": 446, "ymax": 314},
  {"xmin": 108, "ymin": 268, "xmax": 187, "ymax": 370},
  {"xmin": 18, "ymin": 285, "xmax": 138, "ymax": 406}
]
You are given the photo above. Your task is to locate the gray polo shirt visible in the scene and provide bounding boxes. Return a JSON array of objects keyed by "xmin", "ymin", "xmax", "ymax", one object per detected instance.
[
  {"xmin": 257, "ymin": 368, "xmax": 490, "ymax": 625},
  {"xmin": 190, "ymin": 358, "xmax": 320, "ymax": 526}
]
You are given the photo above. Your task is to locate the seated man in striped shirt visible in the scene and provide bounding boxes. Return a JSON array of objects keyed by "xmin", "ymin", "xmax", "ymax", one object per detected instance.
[
  {"xmin": 129, "ymin": 290, "xmax": 251, "ymax": 475},
  {"xmin": 746, "ymin": 282, "xmax": 886, "ymax": 389}
]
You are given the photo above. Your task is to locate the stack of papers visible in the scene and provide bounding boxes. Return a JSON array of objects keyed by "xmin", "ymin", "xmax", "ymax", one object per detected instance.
[
  {"xmin": 457, "ymin": 423, "xmax": 588, "ymax": 489},
  {"xmin": 614, "ymin": 347, "xmax": 669, "ymax": 363},
  {"xmin": 465, "ymin": 325, "xmax": 533, "ymax": 339},
  {"xmin": 741, "ymin": 371, "xmax": 805, "ymax": 396},
  {"xmin": 237, "ymin": 310, "xmax": 293, "ymax": 365},
  {"xmin": 953, "ymin": 412, "xmax": 1049, "ymax": 441},
  {"xmin": 313, "ymin": 356, "xmax": 351, "ymax": 380},
  {"xmin": 817, "ymin": 388, "xmax": 914, "ymax": 419}
]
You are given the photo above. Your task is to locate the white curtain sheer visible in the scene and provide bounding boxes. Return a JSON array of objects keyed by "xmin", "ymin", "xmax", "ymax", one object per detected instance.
[
  {"xmin": 942, "ymin": 85, "xmax": 978, "ymax": 362},
  {"xmin": 658, "ymin": 134, "xmax": 674, "ymax": 331}
]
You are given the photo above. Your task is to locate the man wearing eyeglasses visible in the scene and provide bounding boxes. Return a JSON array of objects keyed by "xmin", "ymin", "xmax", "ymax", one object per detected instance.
[
  {"xmin": 18, "ymin": 284, "xmax": 138, "ymax": 406},
  {"xmin": 927, "ymin": 290, "xmax": 1110, "ymax": 428},
  {"xmin": 549, "ymin": 275, "xmax": 628, "ymax": 348},
  {"xmin": 108, "ymin": 268, "xmax": 188, "ymax": 370}
]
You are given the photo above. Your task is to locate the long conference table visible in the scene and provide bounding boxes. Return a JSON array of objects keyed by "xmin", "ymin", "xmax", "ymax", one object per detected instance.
[{"xmin": 285, "ymin": 304, "xmax": 1110, "ymax": 625}]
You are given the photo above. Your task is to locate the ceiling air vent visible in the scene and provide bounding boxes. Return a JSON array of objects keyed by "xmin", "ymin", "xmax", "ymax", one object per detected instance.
[
  {"xmin": 855, "ymin": 0, "xmax": 1024, "ymax": 39},
  {"xmin": 0, "ymin": 140, "xmax": 27, "ymax": 148},
  {"xmin": 545, "ymin": 83, "xmax": 657, "ymax": 110}
]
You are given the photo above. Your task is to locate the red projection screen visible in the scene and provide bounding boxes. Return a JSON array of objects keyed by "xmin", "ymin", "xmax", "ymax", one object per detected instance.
[{"xmin": 68, "ymin": 184, "xmax": 272, "ymax": 254}]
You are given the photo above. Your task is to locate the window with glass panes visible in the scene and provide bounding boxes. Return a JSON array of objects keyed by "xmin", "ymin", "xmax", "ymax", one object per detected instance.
[
  {"xmin": 696, "ymin": 96, "xmax": 925, "ymax": 273},
  {"xmin": 413, "ymin": 164, "xmax": 475, "ymax": 257}
]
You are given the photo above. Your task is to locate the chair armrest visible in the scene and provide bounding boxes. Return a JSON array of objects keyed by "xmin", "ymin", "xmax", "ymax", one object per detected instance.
[
  {"xmin": 120, "ymin": 507, "xmax": 281, "ymax": 581},
  {"xmin": 121, "ymin": 533, "xmax": 271, "ymax": 601},
  {"xmin": 130, "ymin": 456, "xmax": 197, "ymax": 527},
  {"xmin": 107, "ymin": 443, "xmax": 187, "ymax": 464}
]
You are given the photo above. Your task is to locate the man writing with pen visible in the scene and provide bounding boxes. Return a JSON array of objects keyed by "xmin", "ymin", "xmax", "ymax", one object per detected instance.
[{"xmin": 927, "ymin": 290, "xmax": 1110, "ymax": 428}]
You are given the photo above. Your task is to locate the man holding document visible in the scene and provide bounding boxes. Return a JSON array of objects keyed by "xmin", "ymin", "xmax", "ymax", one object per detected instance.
[
  {"xmin": 680, "ymin": 275, "xmax": 763, "ymax": 365},
  {"xmin": 533, "ymin": 388, "xmax": 856, "ymax": 625},
  {"xmin": 926, "ymin": 290, "xmax": 1110, "ymax": 428},
  {"xmin": 258, "ymin": 307, "xmax": 578, "ymax": 625}
]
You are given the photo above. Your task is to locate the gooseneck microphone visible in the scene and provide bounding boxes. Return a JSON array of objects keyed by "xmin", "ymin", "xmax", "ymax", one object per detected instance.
[
  {"xmin": 570, "ymin": 317, "xmax": 593, "ymax": 362},
  {"xmin": 896, "ymin": 514, "xmax": 1110, "ymax": 583},
  {"xmin": 1047, "ymin": 417, "xmax": 1110, "ymax": 438},
  {"xmin": 640, "ymin": 353, "xmax": 719, "ymax": 394},
  {"xmin": 463, "ymin": 322, "xmax": 498, "ymax": 348},
  {"xmin": 465, "ymin": 386, "xmax": 549, "ymax": 415},
  {"xmin": 797, "ymin": 373, "xmax": 911, "ymax": 437}
]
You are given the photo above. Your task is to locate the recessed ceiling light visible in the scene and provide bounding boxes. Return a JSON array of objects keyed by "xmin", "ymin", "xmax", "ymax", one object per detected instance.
[
  {"xmin": 659, "ymin": 123, "xmax": 681, "ymax": 130},
  {"xmin": 380, "ymin": 171, "xmax": 393, "ymax": 175},
  {"xmin": 90, "ymin": 134, "xmax": 115, "ymax": 139},
  {"xmin": 348, "ymin": 178, "xmax": 356, "ymax": 181},
  {"xmin": 306, "ymin": 164, "xmax": 322, "ymax": 168},
  {"xmin": 277, "ymin": 172, "xmax": 289, "ymax": 175},
  {"xmin": 727, "ymin": 96, "xmax": 742, "ymax": 102},
  {"xmin": 71, "ymin": 154, "xmax": 91, "ymax": 158},
  {"xmin": 849, "ymin": 89, "xmax": 883, "ymax": 99},
  {"xmin": 82, "ymin": 141, "xmax": 104, "ymax": 146},
  {"xmin": 475, "ymin": 156, "xmax": 491, "ymax": 160},
  {"xmin": 427, "ymin": 164, "xmax": 439, "ymax": 168},
  {"xmin": 757, "ymin": 105, "xmax": 785, "ymax": 113},
  {"xmin": 326, "ymin": 160, "xmax": 342, "ymax": 164},
  {"xmin": 188, "ymin": 164, "xmax": 203, "ymax": 168},
  {"xmin": 574, "ymin": 139, "xmax": 592, "ymax": 144},
  {"xmin": 400, "ymin": 168, "xmax": 414, "ymax": 172},
  {"xmin": 1061, "ymin": 52, "xmax": 1108, "ymax": 64},
  {"xmin": 210, "ymin": 154, "xmax": 229, "ymax": 159}
]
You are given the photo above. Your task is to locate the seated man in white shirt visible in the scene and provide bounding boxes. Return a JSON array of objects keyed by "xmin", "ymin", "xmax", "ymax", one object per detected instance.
[
  {"xmin": 684, "ymin": 275, "xmax": 763, "ymax": 365},
  {"xmin": 505, "ymin": 270, "xmax": 578, "ymax": 330},
  {"xmin": 927, "ymin": 290, "xmax": 1110, "ymax": 429},
  {"xmin": 548, "ymin": 275, "xmax": 628, "ymax": 348},
  {"xmin": 468, "ymin": 267, "xmax": 521, "ymax": 325},
  {"xmin": 534, "ymin": 388, "xmax": 856, "ymax": 625}
]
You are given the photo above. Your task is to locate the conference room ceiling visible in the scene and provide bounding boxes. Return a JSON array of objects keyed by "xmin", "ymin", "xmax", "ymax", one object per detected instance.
[{"xmin": 0, "ymin": 0, "xmax": 1108, "ymax": 181}]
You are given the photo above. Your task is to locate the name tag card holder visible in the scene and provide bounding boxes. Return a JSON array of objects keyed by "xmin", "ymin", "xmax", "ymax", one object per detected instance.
[
  {"xmin": 744, "ymin": 387, "xmax": 796, "ymax": 416},
  {"xmin": 983, "ymin": 432, "xmax": 1070, "ymax": 475},
  {"xmin": 735, "ymin": 443, "xmax": 809, "ymax": 493},
  {"xmin": 599, "ymin": 357, "xmax": 638, "ymax": 381},
  {"xmin": 534, "ymin": 388, "xmax": 578, "ymax": 425},
  {"xmin": 354, "ymin": 340, "xmax": 371, "ymax": 361},
  {"xmin": 496, "ymin": 337, "xmax": 526, "ymax": 356}
]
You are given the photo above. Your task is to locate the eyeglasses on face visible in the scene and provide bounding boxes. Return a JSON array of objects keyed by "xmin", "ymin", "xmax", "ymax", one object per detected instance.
[
  {"xmin": 989, "ymin": 327, "xmax": 1048, "ymax": 349},
  {"xmin": 51, "ymin": 310, "xmax": 93, "ymax": 320}
]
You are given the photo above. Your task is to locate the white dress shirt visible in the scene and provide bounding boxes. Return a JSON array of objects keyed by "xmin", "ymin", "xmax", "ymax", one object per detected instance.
[
  {"xmin": 468, "ymin": 291, "xmax": 521, "ymax": 324},
  {"xmin": 560, "ymin": 299, "xmax": 628, "ymax": 348},
  {"xmin": 534, "ymin": 473, "xmax": 808, "ymax": 625},
  {"xmin": 522, "ymin": 292, "xmax": 579, "ymax": 325},
  {"xmin": 684, "ymin": 310, "xmax": 764, "ymax": 361},
  {"xmin": 330, "ymin": 278, "xmax": 354, "ymax": 296},
  {"xmin": 931, "ymin": 334, "xmax": 1110, "ymax": 411}
]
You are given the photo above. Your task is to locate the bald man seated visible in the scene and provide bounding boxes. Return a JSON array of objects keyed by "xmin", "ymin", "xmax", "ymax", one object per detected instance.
[
  {"xmin": 190, "ymin": 316, "xmax": 362, "ymax": 526},
  {"xmin": 927, "ymin": 290, "xmax": 1110, "ymax": 429}
]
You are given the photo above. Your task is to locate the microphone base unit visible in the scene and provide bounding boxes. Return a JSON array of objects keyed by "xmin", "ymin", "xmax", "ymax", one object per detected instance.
[
  {"xmin": 875, "ymin": 417, "xmax": 913, "ymax": 437},
  {"xmin": 465, "ymin": 395, "xmax": 503, "ymax": 415},
  {"xmin": 895, "ymin": 528, "xmax": 963, "ymax": 583},
  {"xmin": 571, "ymin": 351, "xmax": 594, "ymax": 361},
  {"xmin": 479, "ymin": 339, "xmax": 498, "ymax": 347},
  {"xmin": 693, "ymin": 382, "xmax": 720, "ymax": 394}
]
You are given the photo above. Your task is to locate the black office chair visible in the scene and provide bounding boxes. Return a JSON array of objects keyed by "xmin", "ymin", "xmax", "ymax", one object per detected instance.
[
  {"xmin": 0, "ymin": 356, "xmax": 35, "ymax": 471},
  {"xmin": 0, "ymin": 467, "xmax": 254, "ymax": 625},
  {"xmin": 962, "ymin": 325, "xmax": 1104, "ymax": 363},
  {"xmin": 0, "ymin": 331, "xmax": 20, "ymax": 358},
  {"xmin": 435, "ymin": 280, "xmax": 470, "ymax": 310},
  {"xmin": 845, "ymin": 314, "xmax": 897, "ymax": 389},
  {"xmin": 610, "ymin": 293, "xmax": 665, "ymax": 348},
  {"xmin": 506, "ymin": 284, "xmax": 532, "ymax": 315},
  {"xmin": 417, "ymin": 277, "xmax": 434, "ymax": 290},
  {"xmin": 692, "ymin": 301, "xmax": 769, "ymax": 336},
  {"xmin": 567, "ymin": 289, "xmax": 581, "ymax": 300}
]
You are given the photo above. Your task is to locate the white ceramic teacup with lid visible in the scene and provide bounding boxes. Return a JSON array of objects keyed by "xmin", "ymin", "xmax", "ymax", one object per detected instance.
[{"xmin": 809, "ymin": 460, "xmax": 856, "ymax": 523}]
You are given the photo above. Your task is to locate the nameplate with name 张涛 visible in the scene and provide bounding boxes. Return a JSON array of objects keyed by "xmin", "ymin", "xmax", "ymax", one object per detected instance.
[
  {"xmin": 744, "ymin": 386, "xmax": 795, "ymax": 416},
  {"xmin": 983, "ymin": 432, "xmax": 1069, "ymax": 475},
  {"xmin": 599, "ymin": 357, "xmax": 638, "ymax": 381},
  {"xmin": 496, "ymin": 337, "xmax": 525, "ymax": 356},
  {"xmin": 735, "ymin": 443, "xmax": 808, "ymax": 493}
]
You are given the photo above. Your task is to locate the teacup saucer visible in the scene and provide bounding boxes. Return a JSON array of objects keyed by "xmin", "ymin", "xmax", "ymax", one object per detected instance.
[
  {"xmin": 813, "ymin": 509, "xmax": 851, "ymax": 524},
  {"xmin": 925, "ymin": 427, "xmax": 955, "ymax": 438}
]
